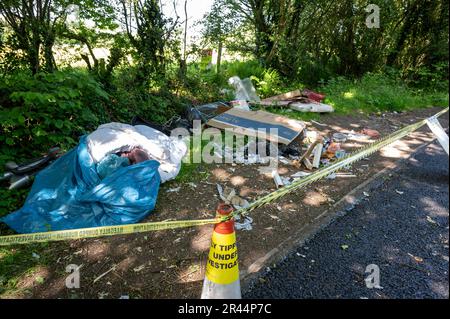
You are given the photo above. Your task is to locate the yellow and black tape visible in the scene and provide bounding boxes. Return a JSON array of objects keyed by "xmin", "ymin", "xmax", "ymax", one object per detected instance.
[
  {"xmin": 0, "ymin": 218, "xmax": 221, "ymax": 246},
  {"xmin": 0, "ymin": 107, "xmax": 447, "ymax": 246}
]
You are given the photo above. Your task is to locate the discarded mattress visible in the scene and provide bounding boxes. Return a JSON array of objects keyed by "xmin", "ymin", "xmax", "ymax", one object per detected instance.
[
  {"xmin": 86, "ymin": 122, "xmax": 188, "ymax": 183},
  {"xmin": 1, "ymin": 136, "xmax": 161, "ymax": 233},
  {"xmin": 258, "ymin": 89, "xmax": 334, "ymax": 113}
]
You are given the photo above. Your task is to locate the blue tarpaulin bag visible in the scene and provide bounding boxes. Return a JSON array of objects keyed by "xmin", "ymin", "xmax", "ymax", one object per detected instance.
[{"xmin": 1, "ymin": 136, "xmax": 161, "ymax": 233}]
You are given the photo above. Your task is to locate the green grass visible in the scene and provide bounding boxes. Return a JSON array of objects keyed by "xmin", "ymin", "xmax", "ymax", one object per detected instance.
[
  {"xmin": 0, "ymin": 242, "xmax": 57, "ymax": 297},
  {"xmin": 321, "ymin": 73, "xmax": 449, "ymax": 114}
]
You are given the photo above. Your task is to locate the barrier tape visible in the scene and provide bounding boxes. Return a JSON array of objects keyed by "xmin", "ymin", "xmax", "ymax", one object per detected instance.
[
  {"xmin": 0, "ymin": 218, "xmax": 222, "ymax": 246},
  {"xmin": 0, "ymin": 107, "xmax": 447, "ymax": 246}
]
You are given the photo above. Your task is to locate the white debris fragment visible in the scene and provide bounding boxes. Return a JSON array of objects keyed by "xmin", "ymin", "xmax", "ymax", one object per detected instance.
[
  {"xmin": 291, "ymin": 171, "xmax": 311, "ymax": 178},
  {"xmin": 272, "ymin": 170, "xmax": 284, "ymax": 188},
  {"xmin": 166, "ymin": 187, "xmax": 181, "ymax": 193}
]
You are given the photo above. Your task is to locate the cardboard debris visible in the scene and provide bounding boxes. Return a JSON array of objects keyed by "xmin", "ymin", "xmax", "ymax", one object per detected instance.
[
  {"xmin": 207, "ymin": 108, "xmax": 305, "ymax": 145},
  {"xmin": 260, "ymin": 89, "xmax": 302, "ymax": 104},
  {"xmin": 312, "ymin": 143, "xmax": 323, "ymax": 168}
]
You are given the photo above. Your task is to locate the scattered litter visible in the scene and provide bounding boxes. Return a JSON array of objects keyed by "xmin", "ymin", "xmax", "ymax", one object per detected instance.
[
  {"xmin": 347, "ymin": 131, "xmax": 370, "ymax": 141},
  {"xmin": 363, "ymin": 192, "xmax": 370, "ymax": 197},
  {"xmin": 281, "ymin": 176, "xmax": 291, "ymax": 186},
  {"xmin": 93, "ymin": 265, "xmax": 116, "ymax": 283},
  {"xmin": 298, "ymin": 137, "xmax": 323, "ymax": 169},
  {"xmin": 228, "ymin": 76, "xmax": 260, "ymax": 104},
  {"xmin": 335, "ymin": 150, "xmax": 346, "ymax": 159},
  {"xmin": 326, "ymin": 173, "xmax": 336, "ymax": 180},
  {"xmin": 166, "ymin": 187, "xmax": 181, "ymax": 193},
  {"xmin": 235, "ymin": 216, "xmax": 253, "ymax": 231},
  {"xmin": 296, "ymin": 253, "xmax": 306, "ymax": 258},
  {"xmin": 312, "ymin": 143, "xmax": 323, "ymax": 168},
  {"xmin": 311, "ymin": 120, "xmax": 327, "ymax": 127},
  {"xmin": 290, "ymin": 101, "xmax": 334, "ymax": 113},
  {"xmin": 32, "ymin": 252, "xmax": 40, "ymax": 259},
  {"xmin": 341, "ymin": 245, "xmax": 349, "ymax": 250},
  {"xmin": 278, "ymin": 156, "xmax": 290, "ymax": 165},
  {"xmin": 304, "ymin": 130, "xmax": 319, "ymax": 144},
  {"xmin": 361, "ymin": 128, "xmax": 380, "ymax": 139},
  {"xmin": 323, "ymin": 142, "xmax": 341, "ymax": 159},
  {"xmin": 271, "ymin": 170, "xmax": 284, "ymax": 189},
  {"xmin": 133, "ymin": 265, "xmax": 145, "ymax": 272},
  {"xmin": 426, "ymin": 216, "xmax": 439, "ymax": 225},
  {"xmin": 408, "ymin": 253, "xmax": 423, "ymax": 263},
  {"xmin": 269, "ymin": 214, "xmax": 281, "ymax": 221},
  {"xmin": 119, "ymin": 295, "xmax": 129, "ymax": 299},
  {"xmin": 335, "ymin": 173, "xmax": 356, "ymax": 178},
  {"xmin": 332, "ymin": 132, "xmax": 347, "ymax": 143},
  {"xmin": 395, "ymin": 190, "xmax": 404, "ymax": 195},
  {"xmin": 291, "ymin": 171, "xmax": 311, "ymax": 178},
  {"xmin": 217, "ymin": 184, "xmax": 250, "ymax": 209},
  {"xmin": 98, "ymin": 292, "xmax": 109, "ymax": 299},
  {"xmin": 187, "ymin": 182, "xmax": 197, "ymax": 188}
]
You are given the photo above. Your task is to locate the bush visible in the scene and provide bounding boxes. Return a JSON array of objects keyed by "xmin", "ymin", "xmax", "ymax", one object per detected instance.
[{"xmin": 0, "ymin": 70, "xmax": 110, "ymax": 162}]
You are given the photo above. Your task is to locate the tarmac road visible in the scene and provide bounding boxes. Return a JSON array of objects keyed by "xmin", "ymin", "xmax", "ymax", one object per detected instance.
[{"xmin": 244, "ymin": 140, "xmax": 449, "ymax": 299}]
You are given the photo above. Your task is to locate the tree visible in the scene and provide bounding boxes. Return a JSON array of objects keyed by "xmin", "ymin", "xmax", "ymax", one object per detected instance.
[
  {"xmin": 118, "ymin": 0, "xmax": 180, "ymax": 84},
  {"xmin": 201, "ymin": 0, "xmax": 238, "ymax": 73},
  {"xmin": 0, "ymin": 0, "xmax": 67, "ymax": 73}
]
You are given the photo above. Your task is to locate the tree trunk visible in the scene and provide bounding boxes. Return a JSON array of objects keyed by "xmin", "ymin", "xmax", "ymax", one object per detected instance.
[{"xmin": 216, "ymin": 40, "xmax": 223, "ymax": 74}]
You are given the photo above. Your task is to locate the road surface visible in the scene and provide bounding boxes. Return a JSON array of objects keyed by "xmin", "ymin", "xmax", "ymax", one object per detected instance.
[{"xmin": 244, "ymin": 140, "xmax": 449, "ymax": 299}]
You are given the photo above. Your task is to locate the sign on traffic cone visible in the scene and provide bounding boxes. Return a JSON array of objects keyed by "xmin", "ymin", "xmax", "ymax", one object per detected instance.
[{"xmin": 201, "ymin": 203, "xmax": 241, "ymax": 299}]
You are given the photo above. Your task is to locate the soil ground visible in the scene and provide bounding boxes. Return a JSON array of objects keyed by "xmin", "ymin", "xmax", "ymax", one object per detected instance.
[{"xmin": 1, "ymin": 106, "xmax": 448, "ymax": 299}]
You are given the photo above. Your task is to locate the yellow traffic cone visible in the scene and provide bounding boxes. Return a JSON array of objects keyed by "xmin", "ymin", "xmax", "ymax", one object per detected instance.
[{"xmin": 201, "ymin": 203, "xmax": 241, "ymax": 299}]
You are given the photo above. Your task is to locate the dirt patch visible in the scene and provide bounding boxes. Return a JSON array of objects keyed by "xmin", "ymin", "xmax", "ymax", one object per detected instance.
[{"xmin": 5, "ymin": 107, "xmax": 449, "ymax": 299}]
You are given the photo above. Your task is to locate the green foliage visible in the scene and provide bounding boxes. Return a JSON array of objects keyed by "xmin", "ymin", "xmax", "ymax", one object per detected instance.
[
  {"xmin": 0, "ymin": 70, "xmax": 109, "ymax": 161},
  {"xmin": 250, "ymin": 68, "xmax": 284, "ymax": 98}
]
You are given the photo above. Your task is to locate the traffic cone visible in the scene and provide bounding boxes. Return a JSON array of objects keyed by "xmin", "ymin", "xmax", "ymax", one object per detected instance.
[{"xmin": 201, "ymin": 203, "xmax": 241, "ymax": 299}]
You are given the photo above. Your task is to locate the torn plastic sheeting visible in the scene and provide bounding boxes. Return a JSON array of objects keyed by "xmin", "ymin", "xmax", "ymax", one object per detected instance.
[
  {"xmin": 1, "ymin": 136, "xmax": 161, "ymax": 233},
  {"xmin": 228, "ymin": 76, "xmax": 260, "ymax": 103}
]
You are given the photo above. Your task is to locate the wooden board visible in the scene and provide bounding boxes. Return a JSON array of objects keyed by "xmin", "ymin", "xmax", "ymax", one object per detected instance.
[{"xmin": 206, "ymin": 108, "xmax": 305, "ymax": 145}]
